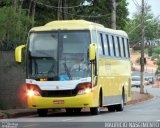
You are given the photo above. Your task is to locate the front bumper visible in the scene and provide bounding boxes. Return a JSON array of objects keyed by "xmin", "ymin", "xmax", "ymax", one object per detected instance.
[{"xmin": 27, "ymin": 92, "xmax": 97, "ymax": 109}]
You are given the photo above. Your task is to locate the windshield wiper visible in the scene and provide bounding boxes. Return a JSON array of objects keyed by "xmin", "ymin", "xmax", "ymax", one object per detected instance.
[
  {"xmin": 63, "ymin": 62, "xmax": 72, "ymax": 80},
  {"xmin": 48, "ymin": 58, "xmax": 56, "ymax": 75}
]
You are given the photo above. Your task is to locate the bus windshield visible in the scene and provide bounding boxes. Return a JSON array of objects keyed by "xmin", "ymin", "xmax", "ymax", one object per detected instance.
[{"xmin": 28, "ymin": 30, "xmax": 91, "ymax": 81}]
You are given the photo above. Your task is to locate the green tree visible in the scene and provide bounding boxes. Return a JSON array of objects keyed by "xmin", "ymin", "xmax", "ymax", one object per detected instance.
[
  {"xmin": 21, "ymin": 0, "xmax": 128, "ymax": 28},
  {"xmin": 0, "ymin": 0, "xmax": 129, "ymax": 49},
  {"xmin": 125, "ymin": 4, "xmax": 160, "ymax": 47},
  {"xmin": 70, "ymin": 0, "xmax": 128, "ymax": 29},
  {"xmin": 0, "ymin": 2, "xmax": 33, "ymax": 50},
  {"xmin": 155, "ymin": 59, "xmax": 160, "ymax": 74}
]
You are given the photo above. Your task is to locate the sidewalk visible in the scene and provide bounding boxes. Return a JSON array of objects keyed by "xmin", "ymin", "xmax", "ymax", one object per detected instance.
[
  {"xmin": 152, "ymin": 80, "xmax": 160, "ymax": 88},
  {"xmin": 126, "ymin": 91, "xmax": 153, "ymax": 105},
  {"xmin": 0, "ymin": 91, "xmax": 153, "ymax": 119},
  {"xmin": 0, "ymin": 108, "xmax": 37, "ymax": 119}
]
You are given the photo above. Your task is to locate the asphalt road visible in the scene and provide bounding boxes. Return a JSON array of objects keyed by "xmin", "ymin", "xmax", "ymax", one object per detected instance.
[{"xmin": 0, "ymin": 85, "xmax": 160, "ymax": 128}]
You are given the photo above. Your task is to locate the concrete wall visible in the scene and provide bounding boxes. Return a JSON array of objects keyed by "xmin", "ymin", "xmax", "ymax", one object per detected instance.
[{"xmin": 0, "ymin": 51, "xmax": 26, "ymax": 109}]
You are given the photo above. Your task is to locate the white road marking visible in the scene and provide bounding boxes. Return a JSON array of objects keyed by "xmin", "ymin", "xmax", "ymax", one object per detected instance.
[
  {"xmin": 62, "ymin": 119, "xmax": 73, "ymax": 122},
  {"xmin": 22, "ymin": 124, "xmax": 40, "ymax": 128}
]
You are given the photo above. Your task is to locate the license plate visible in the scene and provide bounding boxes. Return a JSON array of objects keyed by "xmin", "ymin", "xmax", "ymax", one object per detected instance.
[{"xmin": 53, "ymin": 100, "xmax": 64, "ymax": 104}]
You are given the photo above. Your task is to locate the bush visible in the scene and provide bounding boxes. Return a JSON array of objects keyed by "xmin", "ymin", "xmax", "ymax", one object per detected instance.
[
  {"xmin": 136, "ymin": 57, "xmax": 140, "ymax": 64},
  {"xmin": 155, "ymin": 66, "xmax": 160, "ymax": 75},
  {"xmin": 0, "ymin": 40, "xmax": 21, "ymax": 51},
  {"xmin": 156, "ymin": 60, "xmax": 160, "ymax": 66},
  {"xmin": 151, "ymin": 54, "xmax": 159, "ymax": 61},
  {"xmin": 152, "ymin": 48, "xmax": 160, "ymax": 54}
]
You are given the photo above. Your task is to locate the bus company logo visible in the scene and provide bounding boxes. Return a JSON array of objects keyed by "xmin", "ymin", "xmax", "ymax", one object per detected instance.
[
  {"xmin": 29, "ymin": 80, "xmax": 32, "ymax": 83},
  {"xmin": 56, "ymin": 86, "xmax": 60, "ymax": 90}
]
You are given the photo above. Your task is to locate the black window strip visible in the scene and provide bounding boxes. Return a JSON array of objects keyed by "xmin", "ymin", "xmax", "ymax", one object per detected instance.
[
  {"xmin": 106, "ymin": 34, "xmax": 110, "ymax": 56},
  {"xmin": 112, "ymin": 36, "xmax": 116, "ymax": 56}
]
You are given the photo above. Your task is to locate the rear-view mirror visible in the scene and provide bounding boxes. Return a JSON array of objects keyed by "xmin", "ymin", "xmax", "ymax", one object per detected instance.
[
  {"xmin": 89, "ymin": 43, "xmax": 96, "ymax": 61},
  {"xmin": 15, "ymin": 45, "xmax": 26, "ymax": 63}
]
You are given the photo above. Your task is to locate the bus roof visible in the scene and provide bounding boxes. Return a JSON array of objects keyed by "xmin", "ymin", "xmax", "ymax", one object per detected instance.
[
  {"xmin": 30, "ymin": 20, "xmax": 103, "ymax": 31},
  {"xmin": 30, "ymin": 20, "xmax": 128, "ymax": 37}
]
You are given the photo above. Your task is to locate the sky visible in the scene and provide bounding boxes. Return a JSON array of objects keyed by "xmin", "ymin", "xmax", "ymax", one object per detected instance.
[{"xmin": 127, "ymin": 0, "xmax": 160, "ymax": 19}]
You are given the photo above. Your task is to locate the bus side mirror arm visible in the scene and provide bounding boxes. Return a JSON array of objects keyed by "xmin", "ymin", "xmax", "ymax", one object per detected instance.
[
  {"xmin": 15, "ymin": 45, "xmax": 26, "ymax": 63},
  {"xmin": 89, "ymin": 43, "xmax": 96, "ymax": 62}
]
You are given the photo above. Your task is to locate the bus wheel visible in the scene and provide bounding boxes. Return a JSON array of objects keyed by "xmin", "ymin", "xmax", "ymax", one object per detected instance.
[
  {"xmin": 90, "ymin": 107, "xmax": 100, "ymax": 115},
  {"xmin": 37, "ymin": 109, "xmax": 48, "ymax": 117},
  {"xmin": 65, "ymin": 108, "xmax": 74, "ymax": 114},
  {"xmin": 116, "ymin": 91, "xmax": 125, "ymax": 111},
  {"xmin": 90, "ymin": 95, "xmax": 101, "ymax": 115},
  {"xmin": 74, "ymin": 108, "xmax": 81, "ymax": 113},
  {"xmin": 107, "ymin": 105, "xmax": 116, "ymax": 112}
]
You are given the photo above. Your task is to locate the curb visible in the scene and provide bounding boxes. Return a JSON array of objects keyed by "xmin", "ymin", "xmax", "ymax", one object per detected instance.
[
  {"xmin": 0, "ymin": 113, "xmax": 7, "ymax": 119},
  {"xmin": 0, "ymin": 109, "xmax": 62, "ymax": 119},
  {"xmin": 126, "ymin": 94, "xmax": 154, "ymax": 105},
  {"xmin": 7, "ymin": 111, "xmax": 37, "ymax": 118},
  {"xmin": 0, "ymin": 110, "xmax": 37, "ymax": 119}
]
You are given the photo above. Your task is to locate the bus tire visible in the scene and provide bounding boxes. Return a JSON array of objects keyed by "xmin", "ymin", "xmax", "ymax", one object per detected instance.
[
  {"xmin": 65, "ymin": 108, "xmax": 74, "ymax": 114},
  {"xmin": 116, "ymin": 91, "xmax": 125, "ymax": 111},
  {"xmin": 90, "ymin": 107, "xmax": 100, "ymax": 115},
  {"xmin": 74, "ymin": 108, "xmax": 81, "ymax": 113},
  {"xmin": 107, "ymin": 105, "xmax": 116, "ymax": 112},
  {"xmin": 90, "ymin": 94, "xmax": 101, "ymax": 115},
  {"xmin": 37, "ymin": 109, "xmax": 48, "ymax": 117}
]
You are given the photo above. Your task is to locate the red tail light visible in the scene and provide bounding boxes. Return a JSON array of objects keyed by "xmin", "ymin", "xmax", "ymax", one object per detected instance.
[
  {"xmin": 76, "ymin": 82, "xmax": 92, "ymax": 95},
  {"xmin": 26, "ymin": 84, "xmax": 41, "ymax": 96}
]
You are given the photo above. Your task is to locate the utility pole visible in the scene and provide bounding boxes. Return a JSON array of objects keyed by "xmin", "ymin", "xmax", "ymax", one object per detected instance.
[
  {"xmin": 57, "ymin": 0, "xmax": 63, "ymax": 20},
  {"xmin": 63, "ymin": 0, "xmax": 68, "ymax": 20},
  {"xmin": 111, "ymin": 0, "xmax": 116, "ymax": 29},
  {"xmin": 140, "ymin": 0, "xmax": 145, "ymax": 94},
  {"xmin": 31, "ymin": 0, "xmax": 37, "ymax": 27}
]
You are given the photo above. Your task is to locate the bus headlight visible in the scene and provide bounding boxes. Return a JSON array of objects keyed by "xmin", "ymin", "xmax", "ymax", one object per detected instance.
[
  {"xmin": 76, "ymin": 82, "xmax": 92, "ymax": 95},
  {"xmin": 26, "ymin": 84, "xmax": 41, "ymax": 97},
  {"xmin": 27, "ymin": 90, "xmax": 34, "ymax": 97},
  {"xmin": 77, "ymin": 88, "xmax": 92, "ymax": 95},
  {"xmin": 27, "ymin": 89, "xmax": 41, "ymax": 97}
]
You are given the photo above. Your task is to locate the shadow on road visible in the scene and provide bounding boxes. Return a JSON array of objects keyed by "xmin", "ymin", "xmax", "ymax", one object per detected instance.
[{"xmin": 32, "ymin": 108, "xmax": 110, "ymax": 117}]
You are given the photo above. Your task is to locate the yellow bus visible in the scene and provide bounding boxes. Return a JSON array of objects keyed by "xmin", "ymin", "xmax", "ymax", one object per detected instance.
[{"xmin": 15, "ymin": 20, "xmax": 131, "ymax": 116}]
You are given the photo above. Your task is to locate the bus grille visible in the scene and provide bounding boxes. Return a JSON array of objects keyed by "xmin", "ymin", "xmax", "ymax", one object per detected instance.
[{"xmin": 41, "ymin": 90, "xmax": 77, "ymax": 97}]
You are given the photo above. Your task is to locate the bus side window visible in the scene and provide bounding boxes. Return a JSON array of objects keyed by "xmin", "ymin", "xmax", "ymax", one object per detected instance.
[
  {"xmin": 120, "ymin": 37, "xmax": 124, "ymax": 58},
  {"xmin": 124, "ymin": 38, "xmax": 129, "ymax": 58},
  {"xmin": 114, "ymin": 36, "xmax": 120, "ymax": 57},
  {"xmin": 98, "ymin": 33, "xmax": 105, "ymax": 56},
  {"xmin": 108, "ymin": 35, "xmax": 114, "ymax": 57},
  {"xmin": 103, "ymin": 33, "xmax": 109, "ymax": 57},
  {"xmin": 127, "ymin": 39, "xmax": 130, "ymax": 58},
  {"xmin": 122, "ymin": 37, "xmax": 126, "ymax": 58},
  {"xmin": 106, "ymin": 34, "xmax": 110, "ymax": 56}
]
